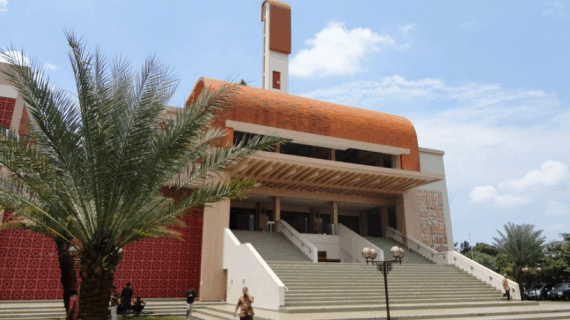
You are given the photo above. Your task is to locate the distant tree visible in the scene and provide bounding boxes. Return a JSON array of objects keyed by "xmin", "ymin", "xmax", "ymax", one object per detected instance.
[
  {"xmin": 458, "ymin": 240, "xmax": 472, "ymax": 255},
  {"xmin": 542, "ymin": 233, "xmax": 570, "ymax": 284},
  {"xmin": 473, "ymin": 242, "xmax": 499, "ymax": 256},
  {"xmin": 493, "ymin": 222, "xmax": 546, "ymax": 286}
]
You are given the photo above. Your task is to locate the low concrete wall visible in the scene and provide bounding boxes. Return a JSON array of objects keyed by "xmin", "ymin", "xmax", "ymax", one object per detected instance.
[
  {"xmin": 337, "ymin": 223, "xmax": 384, "ymax": 263},
  {"xmin": 222, "ymin": 228, "xmax": 286, "ymax": 310},
  {"xmin": 302, "ymin": 234, "xmax": 340, "ymax": 260}
]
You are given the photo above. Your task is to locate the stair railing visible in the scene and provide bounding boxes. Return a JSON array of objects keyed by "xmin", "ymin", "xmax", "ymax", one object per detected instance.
[
  {"xmin": 223, "ymin": 228, "xmax": 287, "ymax": 309},
  {"xmin": 337, "ymin": 223, "xmax": 384, "ymax": 263},
  {"xmin": 276, "ymin": 220, "xmax": 318, "ymax": 263},
  {"xmin": 384, "ymin": 227, "xmax": 521, "ymax": 300}
]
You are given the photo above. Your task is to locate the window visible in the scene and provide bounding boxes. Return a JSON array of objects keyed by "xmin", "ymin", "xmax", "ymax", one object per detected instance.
[{"xmin": 272, "ymin": 71, "xmax": 281, "ymax": 89}]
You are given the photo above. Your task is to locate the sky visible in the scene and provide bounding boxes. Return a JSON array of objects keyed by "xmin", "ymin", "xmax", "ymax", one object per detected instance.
[{"xmin": 1, "ymin": 0, "xmax": 569, "ymax": 247}]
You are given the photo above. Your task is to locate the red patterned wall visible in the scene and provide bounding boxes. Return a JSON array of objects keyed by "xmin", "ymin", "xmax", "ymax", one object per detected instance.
[
  {"xmin": 0, "ymin": 209, "xmax": 204, "ymax": 300},
  {"xmin": 0, "ymin": 97, "xmax": 16, "ymax": 128}
]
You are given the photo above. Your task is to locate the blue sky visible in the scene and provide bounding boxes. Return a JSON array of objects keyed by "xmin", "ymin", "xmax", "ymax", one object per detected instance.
[{"xmin": 1, "ymin": 0, "xmax": 569, "ymax": 246}]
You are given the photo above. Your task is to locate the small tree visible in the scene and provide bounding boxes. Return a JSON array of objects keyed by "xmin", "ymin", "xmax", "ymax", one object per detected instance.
[{"xmin": 493, "ymin": 222, "xmax": 546, "ymax": 287}]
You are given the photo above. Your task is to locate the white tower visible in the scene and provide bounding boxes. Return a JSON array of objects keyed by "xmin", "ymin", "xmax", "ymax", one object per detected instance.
[{"xmin": 261, "ymin": 0, "xmax": 291, "ymax": 93}]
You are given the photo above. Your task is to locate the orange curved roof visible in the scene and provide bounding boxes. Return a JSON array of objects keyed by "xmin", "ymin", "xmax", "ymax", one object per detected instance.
[{"xmin": 186, "ymin": 78, "xmax": 420, "ymax": 172}]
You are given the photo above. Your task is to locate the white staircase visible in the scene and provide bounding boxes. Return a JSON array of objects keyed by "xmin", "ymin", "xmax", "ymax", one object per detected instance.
[
  {"xmin": 231, "ymin": 230, "xmax": 310, "ymax": 261},
  {"xmin": 267, "ymin": 261, "xmax": 539, "ymax": 314}
]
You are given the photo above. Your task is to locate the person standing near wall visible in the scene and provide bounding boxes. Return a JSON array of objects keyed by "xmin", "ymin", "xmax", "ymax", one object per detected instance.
[
  {"xmin": 502, "ymin": 274, "xmax": 511, "ymax": 300},
  {"xmin": 234, "ymin": 287, "xmax": 255, "ymax": 320},
  {"xmin": 186, "ymin": 285, "xmax": 196, "ymax": 320},
  {"xmin": 121, "ymin": 282, "xmax": 134, "ymax": 315}
]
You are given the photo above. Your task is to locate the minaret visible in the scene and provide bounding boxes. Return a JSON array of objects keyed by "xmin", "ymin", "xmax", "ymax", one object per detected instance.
[{"xmin": 261, "ymin": 0, "xmax": 291, "ymax": 93}]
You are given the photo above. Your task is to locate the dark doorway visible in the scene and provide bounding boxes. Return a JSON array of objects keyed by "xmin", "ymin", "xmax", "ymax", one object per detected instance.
[
  {"xmin": 388, "ymin": 206, "xmax": 397, "ymax": 230},
  {"xmin": 338, "ymin": 215, "xmax": 360, "ymax": 234},
  {"xmin": 367, "ymin": 211, "xmax": 382, "ymax": 237},
  {"xmin": 281, "ymin": 211, "xmax": 310, "ymax": 233},
  {"xmin": 230, "ymin": 207, "xmax": 256, "ymax": 231}
]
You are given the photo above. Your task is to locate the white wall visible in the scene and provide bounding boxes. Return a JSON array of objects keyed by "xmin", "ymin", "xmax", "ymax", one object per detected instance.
[
  {"xmin": 337, "ymin": 224, "xmax": 385, "ymax": 263},
  {"xmin": 302, "ymin": 234, "xmax": 340, "ymax": 260},
  {"xmin": 223, "ymin": 228, "xmax": 286, "ymax": 310},
  {"xmin": 418, "ymin": 149, "xmax": 454, "ymax": 248}
]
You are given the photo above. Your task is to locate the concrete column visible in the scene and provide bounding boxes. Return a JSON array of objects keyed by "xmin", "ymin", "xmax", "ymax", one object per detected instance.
[
  {"xmin": 274, "ymin": 196, "xmax": 281, "ymax": 221},
  {"xmin": 331, "ymin": 202, "xmax": 338, "ymax": 224},
  {"xmin": 380, "ymin": 206, "xmax": 389, "ymax": 236},
  {"xmin": 199, "ymin": 173, "xmax": 231, "ymax": 302},
  {"xmin": 359, "ymin": 211, "xmax": 367, "ymax": 236},
  {"xmin": 309, "ymin": 207, "xmax": 316, "ymax": 233},
  {"xmin": 256, "ymin": 202, "xmax": 261, "ymax": 231}
]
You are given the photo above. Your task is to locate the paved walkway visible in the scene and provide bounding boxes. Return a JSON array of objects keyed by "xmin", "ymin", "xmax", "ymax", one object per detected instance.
[
  {"xmin": 209, "ymin": 301, "xmax": 570, "ymax": 320},
  {"xmin": 1, "ymin": 299, "xmax": 569, "ymax": 320}
]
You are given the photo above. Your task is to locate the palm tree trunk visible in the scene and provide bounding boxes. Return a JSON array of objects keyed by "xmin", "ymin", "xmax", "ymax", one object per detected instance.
[
  {"xmin": 78, "ymin": 249, "xmax": 115, "ymax": 320},
  {"xmin": 54, "ymin": 236, "xmax": 78, "ymax": 313}
]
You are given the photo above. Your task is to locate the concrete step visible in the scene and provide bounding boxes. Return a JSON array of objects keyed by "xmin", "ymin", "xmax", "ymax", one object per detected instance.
[
  {"xmin": 285, "ymin": 292, "xmax": 501, "ymax": 301},
  {"xmin": 279, "ymin": 300, "xmax": 539, "ymax": 313},
  {"xmin": 426, "ymin": 312, "xmax": 570, "ymax": 320},
  {"xmin": 283, "ymin": 283, "xmax": 494, "ymax": 290},
  {"xmin": 285, "ymin": 289, "xmax": 500, "ymax": 297},
  {"xmin": 285, "ymin": 296, "xmax": 504, "ymax": 307}
]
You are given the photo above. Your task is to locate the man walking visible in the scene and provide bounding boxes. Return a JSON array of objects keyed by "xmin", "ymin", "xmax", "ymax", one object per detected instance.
[
  {"xmin": 186, "ymin": 285, "xmax": 196, "ymax": 320},
  {"xmin": 502, "ymin": 274, "xmax": 510, "ymax": 300},
  {"xmin": 121, "ymin": 282, "xmax": 134, "ymax": 315},
  {"xmin": 234, "ymin": 287, "xmax": 255, "ymax": 320}
]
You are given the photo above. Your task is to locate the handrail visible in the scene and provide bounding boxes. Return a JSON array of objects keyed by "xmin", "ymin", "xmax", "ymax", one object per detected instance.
[
  {"xmin": 276, "ymin": 220, "xmax": 318, "ymax": 262},
  {"xmin": 385, "ymin": 227, "xmax": 440, "ymax": 262},
  {"xmin": 445, "ymin": 251, "xmax": 521, "ymax": 300},
  {"xmin": 223, "ymin": 228, "xmax": 287, "ymax": 309},
  {"xmin": 383, "ymin": 227, "xmax": 521, "ymax": 300}
]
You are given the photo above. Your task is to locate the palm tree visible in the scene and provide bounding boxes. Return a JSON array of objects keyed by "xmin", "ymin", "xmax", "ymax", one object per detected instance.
[
  {"xmin": 0, "ymin": 133, "xmax": 79, "ymax": 313},
  {"xmin": 493, "ymin": 222, "xmax": 546, "ymax": 290},
  {"xmin": 0, "ymin": 31, "xmax": 284, "ymax": 319}
]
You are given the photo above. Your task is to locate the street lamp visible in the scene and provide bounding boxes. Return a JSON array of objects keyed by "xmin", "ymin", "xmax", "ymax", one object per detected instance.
[
  {"xmin": 522, "ymin": 267, "xmax": 529, "ymax": 300},
  {"xmin": 362, "ymin": 246, "xmax": 405, "ymax": 320}
]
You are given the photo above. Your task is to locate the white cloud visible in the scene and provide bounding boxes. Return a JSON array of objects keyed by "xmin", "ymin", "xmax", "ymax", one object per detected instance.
[
  {"xmin": 290, "ymin": 22, "xmax": 395, "ymax": 78},
  {"xmin": 0, "ymin": 50, "xmax": 30, "ymax": 66},
  {"xmin": 468, "ymin": 161, "xmax": 568, "ymax": 207},
  {"xmin": 45, "ymin": 63, "xmax": 57, "ymax": 71},
  {"xmin": 0, "ymin": 0, "xmax": 7, "ymax": 13},
  {"xmin": 543, "ymin": 222, "xmax": 567, "ymax": 231},
  {"xmin": 468, "ymin": 185, "xmax": 531, "ymax": 207},
  {"xmin": 500, "ymin": 161, "xmax": 568, "ymax": 190},
  {"xmin": 460, "ymin": 19, "xmax": 478, "ymax": 30},
  {"xmin": 543, "ymin": 1, "xmax": 564, "ymax": 17},
  {"xmin": 400, "ymin": 24, "xmax": 416, "ymax": 35},
  {"xmin": 545, "ymin": 200, "xmax": 569, "ymax": 216}
]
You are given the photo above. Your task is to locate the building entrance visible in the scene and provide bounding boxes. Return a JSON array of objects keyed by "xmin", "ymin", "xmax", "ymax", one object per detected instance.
[
  {"xmin": 367, "ymin": 211, "xmax": 382, "ymax": 237},
  {"xmin": 338, "ymin": 215, "xmax": 360, "ymax": 234},
  {"xmin": 229, "ymin": 207, "xmax": 256, "ymax": 231}
]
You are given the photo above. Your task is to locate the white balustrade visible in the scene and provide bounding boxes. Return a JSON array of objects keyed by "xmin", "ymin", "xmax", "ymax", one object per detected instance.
[
  {"xmin": 275, "ymin": 220, "xmax": 318, "ymax": 262},
  {"xmin": 223, "ymin": 228, "xmax": 287, "ymax": 309}
]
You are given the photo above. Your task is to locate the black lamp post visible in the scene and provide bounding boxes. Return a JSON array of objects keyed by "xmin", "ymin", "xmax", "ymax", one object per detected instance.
[
  {"xmin": 362, "ymin": 246, "xmax": 405, "ymax": 320},
  {"xmin": 522, "ymin": 267, "xmax": 529, "ymax": 300}
]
